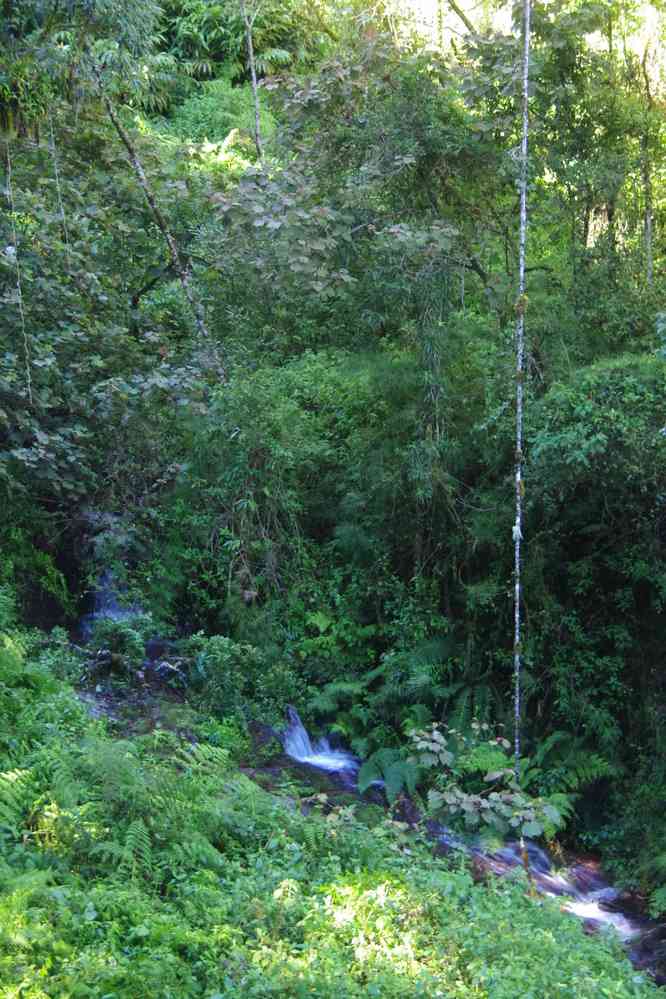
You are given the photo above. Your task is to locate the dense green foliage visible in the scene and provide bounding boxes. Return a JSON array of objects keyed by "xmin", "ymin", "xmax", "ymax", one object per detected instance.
[
  {"xmin": 0, "ymin": 612, "xmax": 658, "ymax": 997},
  {"xmin": 2, "ymin": 0, "xmax": 666, "ymax": 990}
]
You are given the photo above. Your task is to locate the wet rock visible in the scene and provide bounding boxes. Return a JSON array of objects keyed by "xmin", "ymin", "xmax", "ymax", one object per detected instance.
[
  {"xmin": 392, "ymin": 793, "xmax": 421, "ymax": 828},
  {"xmin": 493, "ymin": 840, "xmax": 552, "ymax": 873},
  {"xmin": 569, "ymin": 862, "xmax": 607, "ymax": 895},
  {"xmin": 629, "ymin": 924, "xmax": 666, "ymax": 968},
  {"xmin": 598, "ymin": 890, "xmax": 645, "ymax": 917},
  {"xmin": 425, "ymin": 820, "xmax": 466, "ymax": 858},
  {"xmin": 84, "ymin": 648, "xmax": 127, "ymax": 677},
  {"xmin": 469, "ymin": 849, "xmax": 515, "ymax": 882},
  {"xmin": 144, "ymin": 637, "xmax": 179, "ymax": 663},
  {"xmin": 151, "ymin": 659, "xmax": 186, "ymax": 686},
  {"xmin": 469, "ymin": 853, "xmax": 509, "ymax": 883},
  {"xmin": 532, "ymin": 871, "xmax": 576, "ymax": 898}
]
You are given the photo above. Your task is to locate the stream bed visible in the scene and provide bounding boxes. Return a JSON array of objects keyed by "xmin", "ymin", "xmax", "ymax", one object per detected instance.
[{"xmin": 282, "ymin": 706, "xmax": 666, "ymax": 987}]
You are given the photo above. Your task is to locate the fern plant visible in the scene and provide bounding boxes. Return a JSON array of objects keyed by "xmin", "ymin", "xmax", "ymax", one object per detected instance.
[
  {"xmin": 0, "ymin": 769, "xmax": 35, "ymax": 840},
  {"xmin": 357, "ymin": 748, "xmax": 419, "ymax": 803},
  {"xmin": 520, "ymin": 731, "xmax": 616, "ymax": 796}
]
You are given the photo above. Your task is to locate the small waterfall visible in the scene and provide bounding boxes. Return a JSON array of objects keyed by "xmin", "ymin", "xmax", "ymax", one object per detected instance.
[
  {"xmin": 283, "ymin": 706, "xmax": 360, "ymax": 774},
  {"xmin": 78, "ymin": 568, "xmax": 144, "ymax": 640},
  {"xmin": 92, "ymin": 569, "xmax": 141, "ymax": 620}
]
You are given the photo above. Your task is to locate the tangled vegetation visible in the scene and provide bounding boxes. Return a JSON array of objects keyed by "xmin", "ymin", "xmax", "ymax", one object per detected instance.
[
  {"xmin": 0, "ymin": 599, "xmax": 659, "ymax": 997},
  {"xmin": 2, "ymin": 0, "xmax": 666, "ymax": 992}
]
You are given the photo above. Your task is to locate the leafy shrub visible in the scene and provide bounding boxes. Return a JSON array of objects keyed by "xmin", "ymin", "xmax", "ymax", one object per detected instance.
[
  {"xmin": 88, "ymin": 614, "xmax": 155, "ymax": 664},
  {"xmin": 0, "ymin": 525, "xmax": 74, "ymax": 621},
  {"xmin": 194, "ymin": 715, "xmax": 250, "ymax": 759},
  {"xmin": 0, "ymin": 585, "xmax": 15, "ymax": 632},
  {"xmin": 599, "ymin": 755, "xmax": 666, "ymax": 915},
  {"xmin": 185, "ymin": 633, "xmax": 306, "ymax": 723},
  {"xmin": 32, "ymin": 626, "xmax": 84, "ymax": 682},
  {"xmin": 164, "ymin": 76, "xmax": 275, "ymax": 144},
  {"xmin": 357, "ymin": 747, "xmax": 419, "ymax": 803},
  {"xmin": 161, "ymin": 0, "xmax": 328, "ymax": 78},
  {"xmin": 412, "ymin": 722, "xmax": 570, "ymax": 841}
]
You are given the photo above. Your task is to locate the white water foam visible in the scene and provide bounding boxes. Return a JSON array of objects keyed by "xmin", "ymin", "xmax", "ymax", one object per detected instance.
[
  {"xmin": 563, "ymin": 897, "xmax": 639, "ymax": 941},
  {"xmin": 283, "ymin": 707, "xmax": 359, "ymax": 773},
  {"xmin": 283, "ymin": 709, "xmax": 649, "ymax": 956}
]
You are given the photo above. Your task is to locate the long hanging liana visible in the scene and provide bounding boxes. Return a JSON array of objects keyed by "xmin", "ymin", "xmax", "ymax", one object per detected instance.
[
  {"xmin": 48, "ymin": 116, "xmax": 72, "ymax": 275},
  {"xmin": 513, "ymin": 0, "xmax": 532, "ymax": 785},
  {"xmin": 4, "ymin": 141, "xmax": 32, "ymax": 406}
]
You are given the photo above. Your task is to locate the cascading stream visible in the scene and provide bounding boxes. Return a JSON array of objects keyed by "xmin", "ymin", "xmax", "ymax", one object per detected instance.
[{"xmin": 281, "ymin": 707, "xmax": 662, "ymax": 984}]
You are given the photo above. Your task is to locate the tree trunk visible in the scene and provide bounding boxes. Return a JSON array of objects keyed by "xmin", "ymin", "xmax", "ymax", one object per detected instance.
[
  {"xmin": 447, "ymin": 0, "xmax": 476, "ymax": 34},
  {"xmin": 641, "ymin": 46, "xmax": 654, "ymax": 287},
  {"xmin": 240, "ymin": 0, "xmax": 263, "ymax": 163}
]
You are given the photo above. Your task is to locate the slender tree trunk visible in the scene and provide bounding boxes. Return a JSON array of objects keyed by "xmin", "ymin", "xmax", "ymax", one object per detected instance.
[
  {"xmin": 641, "ymin": 46, "xmax": 654, "ymax": 287},
  {"xmin": 581, "ymin": 183, "xmax": 592, "ymax": 251},
  {"xmin": 240, "ymin": 0, "xmax": 263, "ymax": 163},
  {"xmin": 447, "ymin": 0, "xmax": 476, "ymax": 34},
  {"xmin": 513, "ymin": 0, "xmax": 532, "ymax": 787},
  {"xmin": 91, "ymin": 63, "xmax": 223, "ymax": 374}
]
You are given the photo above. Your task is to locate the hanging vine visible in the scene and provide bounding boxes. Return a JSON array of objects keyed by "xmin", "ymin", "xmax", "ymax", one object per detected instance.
[
  {"xmin": 4, "ymin": 140, "xmax": 32, "ymax": 405},
  {"xmin": 48, "ymin": 115, "xmax": 72, "ymax": 276},
  {"xmin": 513, "ymin": 0, "xmax": 532, "ymax": 784}
]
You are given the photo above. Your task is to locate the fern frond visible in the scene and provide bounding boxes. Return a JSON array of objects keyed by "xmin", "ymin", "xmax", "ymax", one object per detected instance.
[
  {"xmin": 358, "ymin": 749, "xmax": 420, "ymax": 802},
  {"xmin": 120, "ymin": 819, "xmax": 152, "ymax": 879},
  {"xmin": 163, "ymin": 832, "xmax": 224, "ymax": 876},
  {"xmin": 310, "ymin": 678, "xmax": 371, "ymax": 716},
  {"xmin": 90, "ymin": 839, "xmax": 127, "ymax": 865},
  {"xmin": 50, "ymin": 754, "xmax": 84, "ymax": 809},
  {"xmin": 0, "ymin": 769, "xmax": 34, "ymax": 836},
  {"xmin": 557, "ymin": 752, "xmax": 614, "ymax": 791},
  {"xmin": 385, "ymin": 759, "xmax": 419, "ymax": 802},
  {"xmin": 178, "ymin": 742, "xmax": 230, "ymax": 777}
]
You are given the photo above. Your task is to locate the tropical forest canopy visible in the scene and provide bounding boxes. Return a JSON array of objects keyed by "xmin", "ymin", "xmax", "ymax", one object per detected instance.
[{"xmin": 1, "ymin": 0, "xmax": 666, "ymax": 995}]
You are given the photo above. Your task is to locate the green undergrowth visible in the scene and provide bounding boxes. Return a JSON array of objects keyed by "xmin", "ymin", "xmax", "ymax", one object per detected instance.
[{"xmin": 0, "ymin": 622, "xmax": 659, "ymax": 998}]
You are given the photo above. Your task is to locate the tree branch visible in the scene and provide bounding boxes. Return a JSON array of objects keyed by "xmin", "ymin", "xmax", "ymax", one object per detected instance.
[
  {"xmin": 90, "ymin": 59, "xmax": 226, "ymax": 378},
  {"xmin": 446, "ymin": 0, "xmax": 476, "ymax": 35}
]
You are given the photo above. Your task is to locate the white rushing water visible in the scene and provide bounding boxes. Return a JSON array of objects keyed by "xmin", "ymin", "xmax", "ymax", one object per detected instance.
[
  {"xmin": 488, "ymin": 841, "xmax": 642, "ymax": 940},
  {"xmin": 565, "ymin": 897, "xmax": 639, "ymax": 941},
  {"xmin": 282, "ymin": 706, "xmax": 360, "ymax": 773},
  {"xmin": 78, "ymin": 569, "xmax": 144, "ymax": 640},
  {"xmin": 282, "ymin": 709, "xmax": 649, "ymax": 954}
]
